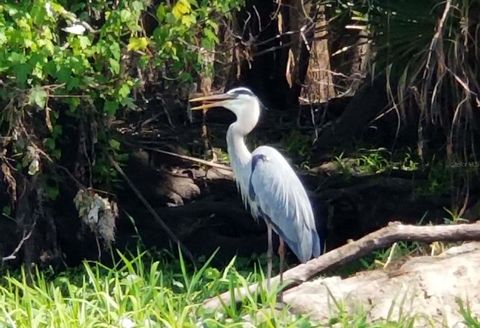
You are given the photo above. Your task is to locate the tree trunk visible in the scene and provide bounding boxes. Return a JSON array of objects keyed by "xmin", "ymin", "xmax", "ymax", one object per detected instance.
[
  {"xmin": 286, "ymin": 1, "xmax": 334, "ymax": 105},
  {"xmin": 15, "ymin": 176, "xmax": 38, "ymax": 277},
  {"xmin": 313, "ymin": 73, "xmax": 389, "ymax": 156},
  {"xmin": 11, "ymin": 174, "xmax": 62, "ymax": 271},
  {"xmin": 299, "ymin": 4, "xmax": 335, "ymax": 104},
  {"xmin": 346, "ymin": 28, "xmax": 370, "ymax": 95}
]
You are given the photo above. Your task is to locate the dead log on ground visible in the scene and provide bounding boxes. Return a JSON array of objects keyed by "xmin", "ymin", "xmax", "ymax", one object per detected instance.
[
  {"xmin": 284, "ymin": 242, "xmax": 480, "ymax": 325},
  {"xmin": 203, "ymin": 221, "xmax": 480, "ymax": 310}
]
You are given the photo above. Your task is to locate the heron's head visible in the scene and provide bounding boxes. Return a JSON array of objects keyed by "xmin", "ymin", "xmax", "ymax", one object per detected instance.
[{"xmin": 189, "ymin": 87, "xmax": 261, "ymax": 129}]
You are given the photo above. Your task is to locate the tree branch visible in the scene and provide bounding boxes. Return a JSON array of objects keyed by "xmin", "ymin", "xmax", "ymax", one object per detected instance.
[
  {"xmin": 2, "ymin": 225, "xmax": 35, "ymax": 262},
  {"xmin": 109, "ymin": 156, "xmax": 196, "ymax": 263},
  {"xmin": 138, "ymin": 145, "xmax": 233, "ymax": 172},
  {"xmin": 203, "ymin": 221, "xmax": 480, "ymax": 310}
]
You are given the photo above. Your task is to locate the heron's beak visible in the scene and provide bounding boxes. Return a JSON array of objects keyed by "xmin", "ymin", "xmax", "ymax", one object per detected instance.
[{"xmin": 189, "ymin": 93, "xmax": 235, "ymax": 111}]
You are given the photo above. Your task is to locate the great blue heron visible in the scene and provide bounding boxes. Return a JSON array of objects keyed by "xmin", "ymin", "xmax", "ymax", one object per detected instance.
[{"xmin": 190, "ymin": 87, "xmax": 321, "ymax": 287}]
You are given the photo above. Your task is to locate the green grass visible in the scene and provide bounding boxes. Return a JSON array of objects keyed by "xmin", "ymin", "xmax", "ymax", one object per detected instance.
[
  {"xmin": 0, "ymin": 250, "xmax": 308, "ymax": 328},
  {"xmin": 333, "ymin": 148, "xmax": 419, "ymax": 177},
  {"xmin": 0, "ymin": 248, "xmax": 478, "ymax": 327}
]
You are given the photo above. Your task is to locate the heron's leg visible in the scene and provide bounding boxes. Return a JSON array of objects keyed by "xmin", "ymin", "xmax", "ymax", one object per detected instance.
[
  {"xmin": 266, "ymin": 223, "xmax": 273, "ymax": 290},
  {"xmin": 278, "ymin": 237, "xmax": 285, "ymax": 302},
  {"xmin": 278, "ymin": 237, "xmax": 285, "ymax": 286}
]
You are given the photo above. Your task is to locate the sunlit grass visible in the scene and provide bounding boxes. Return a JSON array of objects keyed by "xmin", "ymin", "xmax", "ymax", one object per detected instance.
[
  {"xmin": 0, "ymin": 250, "xmax": 307, "ymax": 328},
  {"xmin": 0, "ymin": 248, "xmax": 478, "ymax": 327},
  {"xmin": 332, "ymin": 148, "xmax": 420, "ymax": 177}
]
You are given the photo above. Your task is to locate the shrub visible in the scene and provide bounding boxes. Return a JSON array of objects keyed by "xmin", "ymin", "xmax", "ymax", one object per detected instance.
[{"xmin": 0, "ymin": 0, "xmax": 242, "ymax": 260}]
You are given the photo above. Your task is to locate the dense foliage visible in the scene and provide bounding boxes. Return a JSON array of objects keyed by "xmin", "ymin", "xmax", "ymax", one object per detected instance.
[
  {"xmin": 0, "ymin": 0, "xmax": 242, "ymax": 247},
  {"xmin": 0, "ymin": 0, "xmax": 241, "ymax": 190},
  {"xmin": 342, "ymin": 0, "xmax": 479, "ymax": 160}
]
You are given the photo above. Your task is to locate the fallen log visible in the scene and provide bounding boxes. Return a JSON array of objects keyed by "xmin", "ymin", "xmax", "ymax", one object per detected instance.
[
  {"xmin": 284, "ymin": 242, "xmax": 480, "ymax": 325},
  {"xmin": 203, "ymin": 221, "xmax": 480, "ymax": 310}
]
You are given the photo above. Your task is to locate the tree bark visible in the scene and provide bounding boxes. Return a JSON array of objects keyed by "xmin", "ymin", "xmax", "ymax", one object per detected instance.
[
  {"xmin": 286, "ymin": 1, "xmax": 334, "ymax": 105},
  {"xmin": 298, "ymin": 4, "xmax": 335, "ymax": 104},
  {"xmin": 15, "ymin": 175, "xmax": 38, "ymax": 279}
]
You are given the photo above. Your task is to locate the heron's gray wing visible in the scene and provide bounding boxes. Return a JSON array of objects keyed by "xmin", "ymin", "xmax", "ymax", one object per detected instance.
[{"xmin": 250, "ymin": 146, "xmax": 320, "ymax": 262}]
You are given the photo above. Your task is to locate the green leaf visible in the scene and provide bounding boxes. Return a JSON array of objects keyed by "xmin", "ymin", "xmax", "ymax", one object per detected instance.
[
  {"xmin": 2, "ymin": 205, "xmax": 11, "ymax": 216},
  {"xmin": 109, "ymin": 58, "xmax": 120, "ymax": 75},
  {"xmin": 181, "ymin": 15, "xmax": 195, "ymax": 27},
  {"xmin": 127, "ymin": 37, "xmax": 149, "ymax": 51},
  {"xmin": 46, "ymin": 185, "xmax": 59, "ymax": 200},
  {"xmin": 104, "ymin": 100, "xmax": 119, "ymax": 115},
  {"xmin": 29, "ymin": 86, "xmax": 48, "ymax": 108},
  {"xmin": 204, "ymin": 28, "xmax": 219, "ymax": 44},
  {"xmin": 202, "ymin": 27, "xmax": 219, "ymax": 49},
  {"xmin": 156, "ymin": 4, "xmax": 166, "ymax": 21},
  {"xmin": 6, "ymin": 5, "xmax": 19, "ymax": 16},
  {"xmin": 52, "ymin": 148, "xmax": 61, "ymax": 160},
  {"xmin": 132, "ymin": 1, "xmax": 144, "ymax": 12},
  {"xmin": 38, "ymin": 38, "xmax": 54, "ymax": 55},
  {"xmin": 78, "ymin": 36, "xmax": 91, "ymax": 49},
  {"xmin": 121, "ymin": 97, "xmax": 135, "ymax": 109},
  {"xmin": 0, "ymin": 31, "xmax": 6, "ymax": 46},
  {"xmin": 52, "ymin": 124, "xmax": 63, "ymax": 138},
  {"xmin": 44, "ymin": 137, "xmax": 56, "ymax": 151},
  {"xmin": 109, "ymin": 42, "xmax": 121, "ymax": 60},
  {"xmin": 66, "ymin": 77, "xmax": 80, "ymax": 90},
  {"xmin": 13, "ymin": 63, "xmax": 31, "ymax": 86},
  {"xmin": 118, "ymin": 83, "xmax": 130, "ymax": 99},
  {"xmin": 55, "ymin": 65, "xmax": 71, "ymax": 83},
  {"xmin": 203, "ymin": 267, "xmax": 220, "ymax": 280},
  {"xmin": 109, "ymin": 139, "xmax": 121, "ymax": 151},
  {"xmin": 66, "ymin": 97, "xmax": 80, "ymax": 112},
  {"xmin": 172, "ymin": 0, "xmax": 191, "ymax": 19},
  {"xmin": 120, "ymin": 9, "xmax": 131, "ymax": 22},
  {"xmin": 8, "ymin": 52, "xmax": 26, "ymax": 64}
]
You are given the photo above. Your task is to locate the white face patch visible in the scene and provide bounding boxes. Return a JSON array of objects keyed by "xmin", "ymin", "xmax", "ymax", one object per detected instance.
[
  {"xmin": 227, "ymin": 87, "xmax": 255, "ymax": 97},
  {"xmin": 223, "ymin": 95, "xmax": 258, "ymax": 117}
]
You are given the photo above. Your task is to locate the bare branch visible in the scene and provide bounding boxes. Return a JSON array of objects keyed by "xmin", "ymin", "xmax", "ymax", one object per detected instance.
[
  {"xmin": 2, "ymin": 226, "xmax": 35, "ymax": 262},
  {"xmin": 133, "ymin": 144, "xmax": 233, "ymax": 172},
  {"xmin": 109, "ymin": 156, "xmax": 196, "ymax": 263}
]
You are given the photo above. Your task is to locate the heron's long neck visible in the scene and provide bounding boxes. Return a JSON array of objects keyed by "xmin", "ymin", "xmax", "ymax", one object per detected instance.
[{"xmin": 226, "ymin": 123, "xmax": 252, "ymax": 171}]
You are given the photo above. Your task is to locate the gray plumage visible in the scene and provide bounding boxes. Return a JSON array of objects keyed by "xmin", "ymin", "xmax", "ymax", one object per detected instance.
[{"xmin": 249, "ymin": 146, "xmax": 320, "ymax": 262}]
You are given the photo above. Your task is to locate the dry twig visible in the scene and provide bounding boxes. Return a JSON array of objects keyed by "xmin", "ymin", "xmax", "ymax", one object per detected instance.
[
  {"xmin": 2, "ymin": 226, "xmax": 35, "ymax": 262},
  {"xmin": 132, "ymin": 144, "xmax": 233, "ymax": 172}
]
